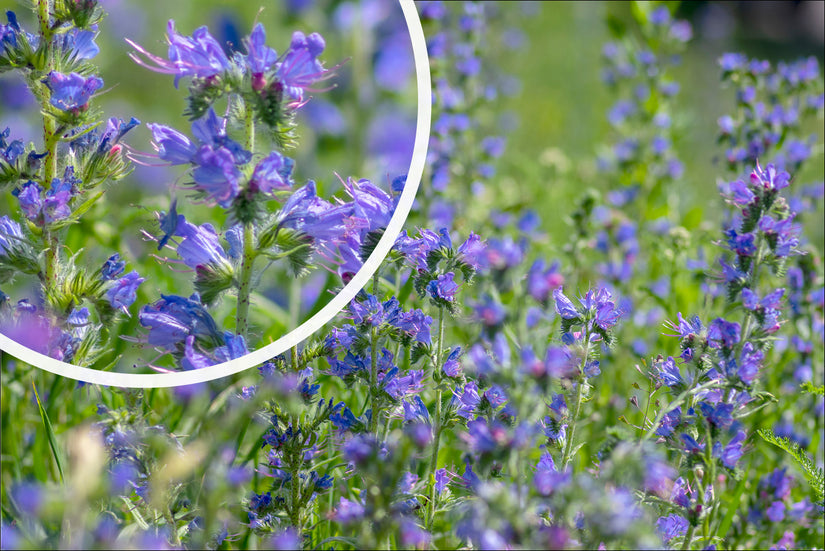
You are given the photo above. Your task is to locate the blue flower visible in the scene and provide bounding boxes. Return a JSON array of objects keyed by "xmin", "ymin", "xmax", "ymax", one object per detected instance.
[
  {"xmin": 527, "ymin": 259, "xmax": 564, "ymax": 303},
  {"xmin": 750, "ymin": 163, "xmax": 789, "ymax": 191},
  {"xmin": 147, "ymin": 124, "xmax": 198, "ymax": 165},
  {"xmin": 708, "ymin": 318, "xmax": 741, "ymax": 350},
  {"xmin": 243, "ymin": 23, "xmax": 278, "ymax": 76},
  {"xmin": 452, "ymin": 381, "xmax": 480, "ymax": 418},
  {"xmin": 191, "ymin": 146, "xmax": 241, "ymax": 207},
  {"xmin": 442, "ymin": 346, "xmax": 462, "ymax": 377},
  {"xmin": 127, "ymin": 20, "xmax": 231, "ymax": 88},
  {"xmin": 58, "ymin": 27, "xmax": 100, "ymax": 60},
  {"xmin": 471, "ymin": 294, "xmax": 506, "ymax": 327},
  {"xmin": 138, "ymin": 294, "xmax": 221, "ymax": 350},
  {"xmin": 173, "ymin": 215, "xmax": 230, "ymax": 270},
  {"xmin": 656, "ymin": 356, "xmax": 683, "ymax": 387},
  {"xmin": 427, "ymin": 272, "xmax": 459, "ymax": 302},
  {"xmin": 107, "ymin": 271, "xmax": 145, "ymax": 309},
  {"xmin": 44, "ymin": 71, "xmax": 103, "ymax": 111},
  {"xmin": 277, "ymin": 31, "xmax": 330, "ymax": 102},
  {"xmin": 393, "ymin": 308, "xmax": 432, "ymax": 345},
  {"xmin": 553, "ymin": 287, "xmax": 579, "ymax": 320},
  {"xmin": 13, "ymin": 181, "xmax": 42, "ymax": 220},
  {"xmin": 250, "ymin": 151, "xmax": 294, "ymax": 194},
  {"xmin": 656, "ymin": 514, "xmax": 688, "ymax": 545},
  {"xmin": 346, "ymin": 178, "xmax": 394, "ymax": 233}
]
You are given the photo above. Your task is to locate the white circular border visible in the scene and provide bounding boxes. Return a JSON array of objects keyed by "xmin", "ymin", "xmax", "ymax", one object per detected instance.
[{"xmin": 0, "ymin": 0, "xmax": 431, "ymax": 388}]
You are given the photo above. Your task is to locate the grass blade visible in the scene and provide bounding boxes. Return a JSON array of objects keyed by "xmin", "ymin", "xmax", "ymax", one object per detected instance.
[{"xmin": 31, "ymin": 380, "xmax": 65, "ymax": 485}]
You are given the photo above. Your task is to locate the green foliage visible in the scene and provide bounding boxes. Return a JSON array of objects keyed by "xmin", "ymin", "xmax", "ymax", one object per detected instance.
[
  {"xmin": 801, "ymin": 381, "xmax": 824, "ymax": 396},
  {"xmin": 759, "ymin": 428, "xmax": 825, "ymax": 507}
]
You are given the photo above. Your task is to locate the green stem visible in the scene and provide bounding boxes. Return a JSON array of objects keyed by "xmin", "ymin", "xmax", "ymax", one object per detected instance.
[
  {"xmin": 561, "ymin": 376, "xmax": 586, "ymax": 472},
  {"xmin": 638, "ymin": 378, "xmax": 655, "ymax": 443},
  {"xmin": 681, "ymin": 523, "xmax": 695, "ymax": 551},
  {"xmin": 235, "ymin": 223, "xmax": 256, "ymax": 338},
  {"xmin": 561, "ymin": 328, "xmax": 592, "ymax": 471},
  {"xmin": 368, "ymin": 327, "xmax": 380, "ymax": 433},
  {"xmin": 426, "ymin": 307, "xmax": 446, "ymax": 530},
  {"xmin": 244, "ymin": 101, "xmax": 255, "ymax": 152},
  {"xmin": 37, "ymin": 0, "xmax": 59, "ymax": 291},
  {"xmin": 289, "ymin": 416, "xmax": 303, "ymax": 532}
]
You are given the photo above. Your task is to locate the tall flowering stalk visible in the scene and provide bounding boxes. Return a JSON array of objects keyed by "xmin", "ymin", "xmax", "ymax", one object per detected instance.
[{"xmin": 1, "ymin": 0, "xmax": 143, "ymax": 367}]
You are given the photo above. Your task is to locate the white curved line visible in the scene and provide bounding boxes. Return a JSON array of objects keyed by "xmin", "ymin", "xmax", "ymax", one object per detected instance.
[{"xmin": 0, "ymin": 0, "xmax": 431, "ymax": 388}]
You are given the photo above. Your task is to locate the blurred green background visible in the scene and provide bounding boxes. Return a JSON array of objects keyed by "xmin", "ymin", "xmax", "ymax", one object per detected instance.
[{"xmin": 492, "ymin": 1, "xmax": 824, "ymax": 245}]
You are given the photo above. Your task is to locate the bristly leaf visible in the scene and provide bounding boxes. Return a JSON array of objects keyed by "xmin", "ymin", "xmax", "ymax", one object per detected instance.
[
  {"xmin": 273, "ymin": 227, "xmax": 314, "ymax": 277},
  {"xmin": 194, "ymin": 261, "xmax": 235, "ymax": 306},
  {"xmin": 759, "ymin": 428, "xmax": 824, "ymax": 506},
  {"xmin": 359, "ymin": 228, "xmax": 385, "ymax": 262},
  {"xmin": 801, "ymin": 381, "xmax": 824, "ymax": 396}
]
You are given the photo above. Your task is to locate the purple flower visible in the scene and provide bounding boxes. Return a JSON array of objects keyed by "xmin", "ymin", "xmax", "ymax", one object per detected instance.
[
  {"xmin": 759, "ymin": 215, "xmax": 801, "ymax": 258},
  {"xmin": 107, "ymin": 271, "xmax": 145, "ymax": 309},
  {"xmin": 334, "ymin": 497, "xmax": 365, "ymax": 524},
  {"xmin": 656, "ymin": 356, "xmax": 683, "ymax": 387},
  {"xmin": 427, "ymin": 272, "xmax": 459, "ymax": 302},
  {"xmin": 527, "ymin": 259, "xmax": 564, "ymax": 303},
  {"xmin": 192, "ymin": 146, "xmax": 241, "ymax": 207},
  {"xmin": 708, "ymin": 318, "xmax": 741, "ymax": 350},
  {"xmin": 657, "ymin": 407, "xmax": 682, "ymax": 437},
  {"xmin": 534, "ymin": 452, "xmax": 568, "ymax": 496},
  {"xmin": 456, "ymin": 232, "xmax": 486, "ymax": 270},
  {"xmin": 44, "ymin": 71, "xmax": 103, "ymax": 111},
  {"xmin": 138, "ymin": 294, "xmax": 220, "ymax": 350},
  {"xmin": 656, "ymin": 514, "xmax": 688, "ymax": 544},
  {"xmin": 268, "ymin": 528, "xmax": 301, "ymax": 550},
  {"xmin": 244, "ymin": 23, "xmax": 278, "ymax": 76},
  {"xmin": 544, "ymin": 346, "xmax": 577, "ymax": 378},
  {"xmin": 453, "ymin": 381, "xmax": 480, "ymax": 418},
  {"xmin": 393, "ymin": 309, "xmax": 432, "ymax": 345},
  {"xmin": 58, "ymin": 27, "xmax": 100, "ymax": 60},
  {"xmin": 173, "ymin": 216, "xmax": 230, "ymax": 269},
  {"xmin": 147, "ymin": 123, "xmax": 197, "ymax": 165},
  {"xmin": 399, "ymin": 519, "xmax": 430, "ymax": 548},
  {"xmin": 277, "ymin": 31, "xmax": 330, "ymax": 102},
  {"xmin": 100, "ymin": 253, "xmax": 126, "ymax": 280},
  {"xmin": 681, "ymin": 434, "xmax": 705, "ymax": 454},
  {"xmin": 725, "ymin": 229, "xmax": 757, "ymax": 256},
  {"xmin": 442, "ymin": 346, "xmax": 462, "ymax": 377},
  {"xmin": 471, "ymin": 294, "xmax": 506, "ymax": 327},
  {"xmin": 250, "ymin": 151, "xmax": 294, "ymax": 194},
  {"xmin": 346, "ymin": 178, "xmax": 394, "ymax": 232},
  {"xmin": 715, "ymin": 430, "xmax": 746, "ymax": 469},
  {"xmin": 127, "ymin": 20, "xmax": 231, "ymax": 88},
  {"xmin": 766, "ymin": 501, "xmax": 785, "ymax": 523},
  {"xmin": 402, "ymin": 395, "xmax": 431, "ymax": 425},
  {"xmin": 278, "ymin": 181, "xmax": 352, "ymax": 243},
  {"xmin": 750, "ymin": 163, "xmax": 789, "ymax": 191},
  {"xmin": 14, "ymin": 181, "xmax": 42, "ymax": 220},
  {"xmin": 553, "ymin": 287, "xmax": 579, "ymax": 319},
  {"xmin": 699, "ymin": 402, "xmax": 735, "ymax": 428},
  {"xmin": 644, "ymin": 454, "xmax": 676, "ymax": 496}
]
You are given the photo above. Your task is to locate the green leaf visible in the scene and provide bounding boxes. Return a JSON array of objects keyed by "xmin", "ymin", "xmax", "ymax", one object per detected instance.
[
  {"xmin": 801, "ymin": 381, "xmax": 824, "ymax": 396},
  {"xmin": 759, "ymin": 428, "xmax": 824, "ymax": 505},
  {"xmin": 31, "ymin": 381, "xmax": 65, "ymax": 484}
]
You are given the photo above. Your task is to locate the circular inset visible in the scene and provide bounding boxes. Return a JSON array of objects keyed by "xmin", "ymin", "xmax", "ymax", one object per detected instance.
[{"xmin": 0, "ymin": 0, "xmax": 430, "ymax": 388}]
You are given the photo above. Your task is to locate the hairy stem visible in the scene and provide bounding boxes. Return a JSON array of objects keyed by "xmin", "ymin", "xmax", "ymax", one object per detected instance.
[
  {"xmin": 368, "ymin": 326, "xmax": 380, "ymax": 433},
  {"xmin": 37, "ymin": 0, "xmax": 60, "ymax": 291},
  {"xmin": 235, "ymin": 223, "xmax": 256, "ymax": 338},
  {"xmin": 426, "ymin": 306, "xmax": 446, "ymax": 530},
  {"xmin": 561, "ymin": 328, "xmax": 592, "ymax": 471}
]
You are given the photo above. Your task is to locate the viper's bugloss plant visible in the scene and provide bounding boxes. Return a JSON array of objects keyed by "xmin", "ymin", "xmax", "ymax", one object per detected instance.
[{"xmin": 2, "ymin": 2, "xmax": 824, "ymax": 551}]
